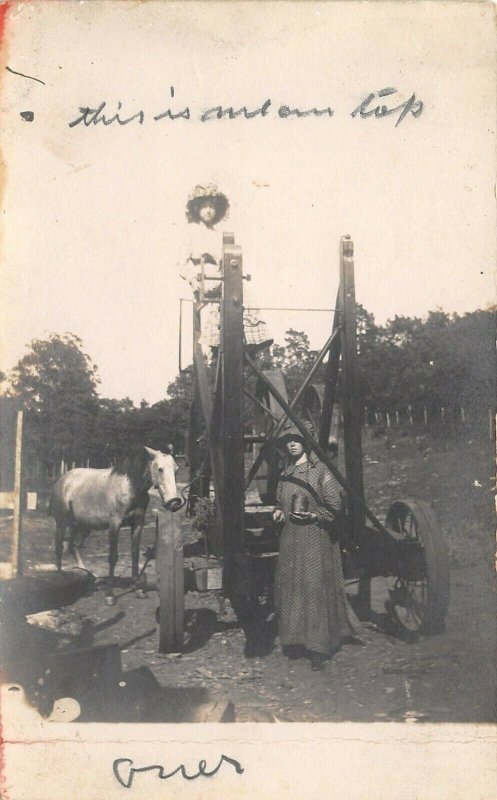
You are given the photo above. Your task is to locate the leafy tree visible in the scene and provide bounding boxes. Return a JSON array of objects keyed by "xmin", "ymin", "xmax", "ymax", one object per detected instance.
[
  {"xmin": 9, "ymin": 333, "xmax": 99, "ymax": 472},
  {"xmin": 270, "ymin": 329, "xmax": 319, "ymax": 401}
]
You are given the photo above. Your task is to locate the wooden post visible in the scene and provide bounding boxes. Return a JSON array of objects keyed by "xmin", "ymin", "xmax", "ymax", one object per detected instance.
[
  {"xmin": 408, "ymin": 405, "xmax": 413, "ymax": 426},
  {"xmin": 395, "ymin": 410, "xmax": 400, "ymax": 425},
  {"xmin": 220, "ymin": 234, "xmax": 247, "ymax": 597},
  {"xmin": 11, "ymin": 410, "xmax": 24, "ymax": 578},
  {"xmin": 319, "ymin": 288, "xmax": 341, "ymax": 449},
  {"xmin": 386, "ymin": 412, "xmax": 391, "ymax": 428},
  {"xmin": 158, "ymin": 510, "xmax": 184, "ymax": 653},
  {"xmin": 339, "ymin": 237, "xmax": 369, "ymax": 613},
  {"xmin": 423, "ymin": 407, "xmax": 428, "ymax": 425}
]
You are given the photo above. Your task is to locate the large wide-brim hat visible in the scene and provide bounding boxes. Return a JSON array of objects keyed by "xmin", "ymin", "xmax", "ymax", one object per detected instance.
[
  {"xmin": 186, "ymin": 184, "xmax": 229, "ymax": 223},
  {"xmin": 275, "ymin": 419, "xmax": 315, "ymax": 447}
]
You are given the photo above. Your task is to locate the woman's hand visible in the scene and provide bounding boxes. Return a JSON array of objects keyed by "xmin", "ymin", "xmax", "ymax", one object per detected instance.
[{"xmin": 272, "ymin": 509, "xmax": 284, "ymax": 523}]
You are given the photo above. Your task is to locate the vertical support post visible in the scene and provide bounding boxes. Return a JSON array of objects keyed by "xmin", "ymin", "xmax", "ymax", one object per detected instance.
[
  {"xmin": 11, "ymin": 410, "xmax": 24, "ymax": 577},
  {"xmin": 158, "ymin": 510, "xmax": 184, "ymax": 653},
  {"xmin": 189, "ymin": 301, "xmax": 207, "ymax": 506},
  {"xmin": 220, "ymin": 234, "xmax": 247, "ymax": 598},
  {"xmin": 319, "ymin": 289, "xmax": 341, "ymax": 449},
  {"xmin": 339, "ymin": 237, "xmax": 369, "ymax": 614}
]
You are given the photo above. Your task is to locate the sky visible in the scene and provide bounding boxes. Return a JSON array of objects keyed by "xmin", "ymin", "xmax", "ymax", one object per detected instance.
[{"xmin": 0, "ymin": 1, "xmax": 495, "ymax": 404}]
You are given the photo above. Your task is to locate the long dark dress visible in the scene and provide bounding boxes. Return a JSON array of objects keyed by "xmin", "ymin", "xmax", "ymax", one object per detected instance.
[{"xmin": 275, "ymin": 456, "xmax": 358, "ymax": 655}]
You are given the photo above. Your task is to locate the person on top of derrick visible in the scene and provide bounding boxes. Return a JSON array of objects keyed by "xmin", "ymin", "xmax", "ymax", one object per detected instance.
[{"xmin": 178, "ymin": 184, "xmax": 272, "ymax": 356}]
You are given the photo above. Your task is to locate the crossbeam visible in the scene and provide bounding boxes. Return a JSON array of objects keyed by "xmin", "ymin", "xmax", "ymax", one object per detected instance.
[{"xmin": 245, "ymin": 352, "xmax": 388, "ymax": 536}]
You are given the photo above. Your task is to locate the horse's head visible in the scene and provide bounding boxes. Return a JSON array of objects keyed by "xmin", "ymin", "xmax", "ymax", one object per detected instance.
[{"xmin": 144, "ymin": 447, "xmax": 183, "ymax": 512}]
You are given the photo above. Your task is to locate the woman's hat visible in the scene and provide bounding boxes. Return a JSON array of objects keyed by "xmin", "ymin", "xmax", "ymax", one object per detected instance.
[
  {"xmin": 276, "ymin": 419, "xmax": 315, "ymax": 445},
  {"xmin": 186, "ymin": 184, "xmax": 230, "ymax": 223}
]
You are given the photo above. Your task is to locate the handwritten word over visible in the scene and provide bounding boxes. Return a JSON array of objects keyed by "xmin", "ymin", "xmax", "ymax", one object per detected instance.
[{"xmin": 112, "ymin": 754, "xmax": 244, "ymax": 789}]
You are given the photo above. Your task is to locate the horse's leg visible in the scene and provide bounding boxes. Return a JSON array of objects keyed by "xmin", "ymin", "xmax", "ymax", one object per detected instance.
[
  {"xmin": 55, "ymin": 518, "xmax": 66, "ymax": 571},
  {"xmin": 130, "ymin": 508, "xmax": 146, "ymax": 595},
  {"xmin": 71, "ymin": 525, "xmax": 89, "ymax": 571},
  {"xmin": 106, "ymin": 522, "xmax": 120, "ymax": 598}
]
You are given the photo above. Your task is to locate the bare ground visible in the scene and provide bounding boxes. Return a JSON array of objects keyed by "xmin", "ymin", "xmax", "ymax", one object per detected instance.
[{"xmin": 1, "ymin": 429, "xmax": 495, "ymax": 723}]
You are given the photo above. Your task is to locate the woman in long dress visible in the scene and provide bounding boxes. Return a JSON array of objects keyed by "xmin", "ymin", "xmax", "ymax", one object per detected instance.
[{"xmin": 273, "ymin": 421, "xmax": 360, "ymax": 670}]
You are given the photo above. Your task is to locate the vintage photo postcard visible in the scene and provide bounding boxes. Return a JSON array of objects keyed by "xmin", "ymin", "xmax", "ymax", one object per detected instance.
[{"xmin": 0, "ymin": 1, "xmax": 495, "ymax": 798}]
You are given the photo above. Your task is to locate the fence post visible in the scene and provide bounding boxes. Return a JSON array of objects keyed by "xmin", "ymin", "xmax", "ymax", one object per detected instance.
[
  {"xmin": 423, "ymin": 407, "xmax": 428, "ymax": 426},
  {"xmin": 158, "ymin": 510, "xmax": 184, "ymax": 653},
  {"xmin": 408, "ymin": 405, "xmax": 413, "ymax": 425},
  {"xmin": 11, "ymin": 411, "xmax": 24, "ymax": 578}
]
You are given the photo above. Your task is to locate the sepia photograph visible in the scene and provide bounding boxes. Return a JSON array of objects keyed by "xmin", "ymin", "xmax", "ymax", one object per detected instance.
[{"xmin": 0, "ymin": 1, "xmax": 495, "ymax": 798}]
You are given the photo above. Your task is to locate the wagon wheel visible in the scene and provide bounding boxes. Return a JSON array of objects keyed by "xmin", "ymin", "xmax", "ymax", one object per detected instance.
[
  {"xmin": 385, "ymin": 499, "xmax": 450, "ymax": 634},
  {"xmin": 252, "ymin": 371, "xmax": 288, "ymax": 503}
]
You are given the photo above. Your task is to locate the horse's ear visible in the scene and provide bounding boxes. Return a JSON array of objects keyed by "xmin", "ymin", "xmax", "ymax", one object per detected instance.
[{"xmin": 144, "ymin": 446, "xmax": 158, "ymax": 458}]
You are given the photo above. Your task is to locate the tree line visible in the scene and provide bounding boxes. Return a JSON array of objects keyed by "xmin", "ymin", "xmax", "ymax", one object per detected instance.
[{"xmin": 2, "ymin": 306, "xmax": 494, "ymax": 477}]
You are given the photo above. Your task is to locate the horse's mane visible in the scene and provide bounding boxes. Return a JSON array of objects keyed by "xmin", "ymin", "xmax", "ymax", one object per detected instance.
[{"xmin": 112, "ymin": 446, "xmax": 151, "ymax": 489}]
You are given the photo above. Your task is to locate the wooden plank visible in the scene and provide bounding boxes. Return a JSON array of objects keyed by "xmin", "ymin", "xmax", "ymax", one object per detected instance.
[
  {"xmin": 188, "ymin": 302, "xmax": 206, "ymax": 500},
  {"xmin": 339, "ymin": 237, "xmax": 366, "ymax": 525},
  {"xmin": 173, "ymin": 510, "xmax": 184, "ymax": 646},
  {"xmin": 319, "ymin": 288, "xmax": 341, "ymax": 449},
  {"xmin": 158, "ymin": 511, "xmax": 184, "ymax": 653},
  {"xmin": 220, "ymin": 235, "xmax": 246, "ymax": 595},
  {"xmin": 11, "ymin": 410, "xmax": 23, "ymax": 578},
  {"xmin": 339, "ymin": 236, "xmax": 370, "ymax": 612},
  {"xmin": 194, "ymin": 344, "xmax": 224, "ymax": 505}
]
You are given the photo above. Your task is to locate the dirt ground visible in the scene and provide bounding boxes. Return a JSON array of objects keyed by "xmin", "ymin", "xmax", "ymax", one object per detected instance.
[{"xmin": 1, "ymin": 429, "xmax": 495, "ymax": 723}]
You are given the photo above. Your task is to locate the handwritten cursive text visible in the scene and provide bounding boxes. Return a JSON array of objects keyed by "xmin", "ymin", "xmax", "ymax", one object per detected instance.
[
  {"xmin": 67, "ymin": 87, "xmax": 423, "ymax": 129},
  {"xmin": 112, "ymin": 754, "xmax": 244, "ymax": 789},
  {"xmin": 351, "ymin": 87, "xmax": 423, "ymax": 127}
]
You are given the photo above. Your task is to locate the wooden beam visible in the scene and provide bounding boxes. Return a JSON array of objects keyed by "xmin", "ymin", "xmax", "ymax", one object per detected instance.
[
  {"xmin": 245, "ymin": 352, "xmax": 388, "ymax": 536},
  {"xmin": 273, "ymin": 325, "xmax": 341, "ymax": 442},
  {"xmin": 339, "ymin": 236, "xmax": 366, "ymax": 531},
  {"xmin": 319, "ymin": 288, "xmax": 341, "ymax": 449},
  {"xmin": 11, "ymin": 410, "xmax": 23, "ymax": 578},
  {"xmin": 194, "ymin": 343, "xmax": 224, "ymax": 514},
  {"xmin": 158, "ymin": 511, "xmax": 184, "ymax": 653},
  {"xmin": 339, "ymin": 236, "xmax": 370, "ymax": 612},
  {"xmin": 220, "ymin": 235, "xmax": 247, "ymax": 595},
  {"xmin": 188, "ymin": 302, "xmax": 204, "ymax": 501}
]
